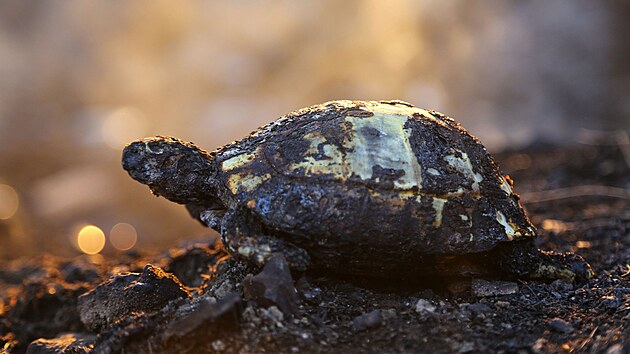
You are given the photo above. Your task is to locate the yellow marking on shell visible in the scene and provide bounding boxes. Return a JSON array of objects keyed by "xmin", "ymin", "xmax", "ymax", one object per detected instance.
[
  {"xmin": 495, "ymin": 210, "xmax": 525, "ymax": 240},
  {"xmin": 397, "ymin": 188, "xmax": 465, "ymax": 202},
  {"xmin": 499, "ymin": 176, "xmax": 513, "ymax": 195},
  {"xmin": 444, "ymin": 150, "xmax": 483, "ymax": 192},
  {"xmin": 288, "ymin": 102, "xmax": 432, "ymax": 191},
  {"xmin": 345, "ymin": 109, "xmax": 423, "ymax": 189},
  {"xmin": 460, "ymin": 214, "xmax": 473, "ymax": 230},
  {"xmin": 432, "ymin": 197, "xmax": 447, "ymax": 227},
  {"xmin": 221, "ymin": 152, "xmax": 257, "ymax": 171},
  {"xmin": 288, "ymin": 132, "xmax": 347, "ymax": 177},
  {"xmin": 427, "ymin": 168, "xmax": 440, "ymax": 176},
  {"xmin": 227, "ymin": 173, "xmax": 271, "ymax": 194},
  {"xmin": 446, "ymin": 187, "xmax": 466, "ymax": 197},
  {"xmin": 369, "ymin": 101, "xmax": 425, "ymax": 116}
]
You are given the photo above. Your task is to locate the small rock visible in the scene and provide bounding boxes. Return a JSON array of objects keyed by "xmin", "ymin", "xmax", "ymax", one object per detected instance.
[
  {"xmin": 77, "ymin": 264, "xmax": 190, "ymax": 332},
  {"xmin": 242, "ymin": 254, "xmax": 299, "ymax": 315},
  {"xmin": 602, "ymin": 295, "xmax": 622, "ymax": 310},
  {"xmin": 261, "ymin": 306, "xmax": 285, "ymax": 325},
  {"xmin": 550, "ymin": 279, "xmax": 573, "ymax": 292},
  {"xmin": 415, "ymin": 299, "xmax": 436, "ymax": 314},
  {"xmin": 532, "ymin": 337, "xmax": 549, "ymax": 352},
  {"xmin": 211, "ymin": 340, "xmax": 226, "ymax": 352},
  {"xmin": 163, "ymin": 293, "xmax": 241, "ymax": 340},
  {"xmin": 472, "ymin": 279, "xmax": 518, "ymax": 297},
  {"xmin": 547, "ymin": 318, "xmax": 573, "ymax": 333},
  {"xmin": 381, "ymin": 308, "xmax": 397, "ymax": 320},
  {"xmin": 352, "ymin": 310, "xmax": 382, "ymax": 332},
  {"xmin": 458, "ymin": 341, "xmax": 475, "ymax": 353},
  {"xmin": 26, "ymin": 333, "xmax": 95, "ymax": 354},
  {"xmin": 466, "ymin": 303, "xmax": 492, "ymax": 315},
  {"xmin": 606, "ymin": 343, "xmax": 626, "ymax": 354},
  {"xmin": 495, "ymin": 301, "xmax": 510, "ymax": 309},
  {"xmin": 7, "ymin": 278, "xmax": 89, "ymax": 344},
  {"xmin": 296, "ymin": 276, "xmax": 321, "ymax": 301}
]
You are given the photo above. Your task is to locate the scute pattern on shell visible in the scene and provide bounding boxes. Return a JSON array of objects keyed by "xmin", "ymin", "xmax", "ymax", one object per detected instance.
[{"xmin": 210, "ymin": 101, "xmax": 536, "ymax": 273}]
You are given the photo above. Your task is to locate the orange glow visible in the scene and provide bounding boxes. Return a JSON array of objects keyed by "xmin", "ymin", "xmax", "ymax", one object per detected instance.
[
  {"xmin": 109, "ymin": 222, "xmax": 138, "ymax": 251},
  {"xmin": 576, "ymin": 241, "xmax": 592, "ymax": 249},
  {"xmin": 541, "ymin": 219, "xmax": 569, "ymax": 233},
  {"xmin": 77, "ymin": 225, "xmax": 106, "ymax": 255},
  {"xmin": 0, "ymin": 184, "xmax": 19, "ymax": 220}
]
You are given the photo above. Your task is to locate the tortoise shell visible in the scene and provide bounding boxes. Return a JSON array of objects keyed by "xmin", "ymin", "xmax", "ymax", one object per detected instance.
[{"xmin": 207, "ymin": 100, "xmax": 535, "ymax": 270}]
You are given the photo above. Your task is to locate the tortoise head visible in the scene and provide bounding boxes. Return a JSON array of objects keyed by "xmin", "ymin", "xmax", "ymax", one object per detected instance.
[{"xmin": 122, "ymin": 136, "xmax": 220, "ymax": 205}]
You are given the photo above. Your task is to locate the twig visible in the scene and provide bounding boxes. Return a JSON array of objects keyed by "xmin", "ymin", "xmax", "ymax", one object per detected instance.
[
  {"xmin": 518, "ymin": 280, "xmax": 542, "ymax": 305},
  {"xmin": 571, "ymin": 326, "xmax": 598, "ymax": 353},
  {"xmin": 521, "ymin": 185, "xmax": 630, "ymax": 204}
]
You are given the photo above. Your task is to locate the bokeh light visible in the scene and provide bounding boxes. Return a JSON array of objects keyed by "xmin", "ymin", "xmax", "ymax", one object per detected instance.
[
  {"xmin": 576, "ymin": 241, "xmax": 592, "ymax": 249},
  {"xmin": 541, "ymin": 219, "xmax": 570, "ymax": 234},
  {"xmin": 101, "ymin": 107, "xmax": 149, "ymax": 150},
  {"xmin": 77, "ymin": 225, "xmax": 106, "ymax": 255},
  {"xmin": 109, "ymin": 222, "xmax": 138, "ymax": 251},
  {"xmin": 0, "ymin": 184, "xmax": 19, "ymax": 220}
]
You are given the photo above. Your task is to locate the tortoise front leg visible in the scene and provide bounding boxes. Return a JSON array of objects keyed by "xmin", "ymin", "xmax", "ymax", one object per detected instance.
[
  {"xmin": 494, "ymin": 240, "xmax": 594, "ymax": 283},
  {"xmin": 220, "ymin": 208, "xmax": 311, "ymax": 271}
]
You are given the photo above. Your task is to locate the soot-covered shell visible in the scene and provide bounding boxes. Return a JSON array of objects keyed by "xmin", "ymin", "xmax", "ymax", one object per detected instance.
[{"xmin": 213, "ymin": 100, "xmax": 535, "ymax": 252}]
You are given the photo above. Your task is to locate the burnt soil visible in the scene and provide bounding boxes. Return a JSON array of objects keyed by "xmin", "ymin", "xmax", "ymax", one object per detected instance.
[{"xmin": 1, "ymin": 142, "xmax": 629, "ymax": 353}]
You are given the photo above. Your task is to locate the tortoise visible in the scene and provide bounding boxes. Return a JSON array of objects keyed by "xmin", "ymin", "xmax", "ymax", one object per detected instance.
[{"xmin": 122, "ymin": 100, "xmax": 593, "ymax": 282}]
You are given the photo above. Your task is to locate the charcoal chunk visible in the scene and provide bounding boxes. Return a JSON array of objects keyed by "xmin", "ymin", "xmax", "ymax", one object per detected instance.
[
  {"xmin": 352, "ymin": 310, "xmax": 382, "ymax": 332},
  {"xmin": 164, "ymin": 293, "xmax": 241, "ymax": 340},
  {"xmin": 242, "ymin": 254, "xmax": 298, "ymax": 315},
  {"xmin": 77, "ymin": 264, "xmax": 190, "ymax": 332}
]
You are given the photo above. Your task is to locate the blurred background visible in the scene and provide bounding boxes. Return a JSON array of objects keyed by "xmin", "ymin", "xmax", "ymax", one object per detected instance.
[{"xmin": 0, "ymin": 0, "xmax": 628, "ymax": 259}]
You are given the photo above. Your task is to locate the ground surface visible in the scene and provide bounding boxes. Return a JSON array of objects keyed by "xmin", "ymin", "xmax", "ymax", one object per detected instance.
[{"xmin": 1, "ymin": 142, "xmax": 629, "ymax": 353}]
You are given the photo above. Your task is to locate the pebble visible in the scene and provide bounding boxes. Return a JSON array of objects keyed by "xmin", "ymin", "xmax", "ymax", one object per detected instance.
[
  {"xmin": 494, "ymin": 301, "xmax": 510, "ymax": 309},
  {"xmin": 211, "ymin": 340, "xmax": 226, "ymax": 351},
  {"xmin": 472, "ymin": 279, "xmax": 518, "ymax": 297},
  {"xmin": 352, "ymin": 310, "xmax": 382, "ymax": 332},
  {"xmin": 415, "ymin": 299, "xmax": 437, "ymax": 314},
  {"xmin": 547, "ymin": 318, "xmax": 573, "ymax": 333},
  {"xmin": 242, "ymin": 254, "xmax": 299, "ymax": 315},
  {"xmin": 458, "ymin": 341, "xmax": 475, "ymax": 353},
  {"xmin": 550, "ymin": 279, "xmax": 573, "ymax": 292},
  {"xmin": 163, "ymin": 293, "xmax": 241, "ymax": 339},
  {"xmin": 466, "ymin": 303, "xmax": 492, "ymax": 315},
  {"xmin": 77, "ymin": 264, "xmax": 190, "ymax": 332},
  {"xmin": 605, "ymin": 343, "xmax": 626, "ymax": 354}
]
